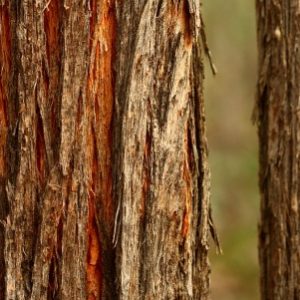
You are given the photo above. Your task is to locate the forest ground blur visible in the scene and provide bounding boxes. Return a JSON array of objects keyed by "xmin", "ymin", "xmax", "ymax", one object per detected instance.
[{"xmin": 203, "ymin": 2, "xmax": 259, "ymax": 300}]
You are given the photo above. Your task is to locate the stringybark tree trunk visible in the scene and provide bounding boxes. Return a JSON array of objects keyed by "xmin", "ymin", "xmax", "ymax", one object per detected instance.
[
  {"xmin": 256, "ymin": 1, "xmax": 300, "ymax": 299},
  {"xmin": 0, "ymin": 1, "xmax": 215, "ymax": 299}
]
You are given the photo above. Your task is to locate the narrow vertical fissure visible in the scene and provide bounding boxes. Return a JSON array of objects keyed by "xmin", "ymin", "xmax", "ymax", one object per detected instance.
[
  {"xmin": 43, "ymin": 0, "xmax": 62, "ymax": 163},
  {"xmin": 138, "ymin": 121, "xmax": 152, "ymax": 294},
  {"xmin": 36, "ymin": 104, "xmax": 47, "ymax": 184},
  {"xmin": 179, "ymin": 0, "xmax": 193, "ymax": 47},
  {"xmin": 87, "ymin": 127, "xmax": 102, "ymax": 300},
  {"xmin": 141, "ymin": 127, "xmax": 151, "ymax": 221},
  {"xmin": 182, "ymin": 124, "xmax": 193, "ymax": 239}
]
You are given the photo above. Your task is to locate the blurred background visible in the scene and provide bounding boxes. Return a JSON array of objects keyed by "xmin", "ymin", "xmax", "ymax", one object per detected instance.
[{"xmin": 202, "ymin": 1, "xmax": 259, "ymax": 300}]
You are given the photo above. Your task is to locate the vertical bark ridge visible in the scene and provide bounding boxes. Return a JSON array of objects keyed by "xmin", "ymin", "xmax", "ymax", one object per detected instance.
[
  {"xmin": 59, "ymin": 1, "xmax": 89, "ymax": 176},
  {"xmin": 30, "ymin": 1, "xmax": 64, "ymax": 297},
  {"xmin": 2, "ymin": 1, "xmax": 90, "ymax": 299},
  {"xmin": 113, "ymin": 1, "xmax": 211, "ymax": 299},
  {"xmin": 256, "ymin": 0, "xmax": 300, "ymax": 299},
  {"xmin": 4, "ymin": 1, "xmax": 45, "ymax": 298},
  {"xmin": 191, "ymin": 39, "xmax": 211, "ymax": 299},
  {"xmin": 58, "ymin": 3, "xmax": 90, "ymax": 298}
]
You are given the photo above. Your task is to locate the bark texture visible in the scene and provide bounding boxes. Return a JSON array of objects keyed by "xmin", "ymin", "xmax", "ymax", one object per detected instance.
[
  {"xmin": 256, "ymin": 1, "xmax": 300, "ymax": 299},
  {"xmin": 0, "ymin": 0, "xmax": 213, "ymax": 299}
]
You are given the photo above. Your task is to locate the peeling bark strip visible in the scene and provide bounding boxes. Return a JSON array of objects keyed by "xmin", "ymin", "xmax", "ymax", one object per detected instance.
[
  {"xmin": 0, "ymin": 0, "xmax": 212, "ymax": 299},
  {"xmin": 256, "ymin": 1, "xmax": 300, "ymax": 299},
  {"xmin": 113, "ymin": 1, "xmax": 212, "ymax": 299}
]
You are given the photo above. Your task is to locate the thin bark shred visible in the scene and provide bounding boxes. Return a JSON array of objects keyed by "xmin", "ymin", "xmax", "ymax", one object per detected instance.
[
  {"xmin": 256, "ymin": 0, "xmax": 300, "ymax": 299},
  {"xmin": 0, "ymin": 0, "xmax": 213, "ymax": 299}
]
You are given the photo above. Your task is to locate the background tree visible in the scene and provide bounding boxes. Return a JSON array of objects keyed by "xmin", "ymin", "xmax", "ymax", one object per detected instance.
[
  {"xmin": 256, "ymin": 0, "xmax": 300, "ymax": 298},
  {"xmin": 0, "ymin": 0, "xmax": 216, "ymax": 299}
]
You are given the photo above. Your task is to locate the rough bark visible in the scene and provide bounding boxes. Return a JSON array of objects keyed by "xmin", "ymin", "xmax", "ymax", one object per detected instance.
[
  {"xmin": 256, "ymin": 1, "xmax": 300, "ymax": 299},
  {"xmin": 0, "ymin": 0, "xmax": 213, "ymax": 299}
]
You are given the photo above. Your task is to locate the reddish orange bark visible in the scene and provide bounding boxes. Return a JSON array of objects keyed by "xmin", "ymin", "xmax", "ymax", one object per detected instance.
[
  {"xmin": 168, "ymin": 1, "xmax": 193, "ymax": 47},
  {"xmin": 86, "ymin": 0, "xmax": 116, "ymax": 298},
  {"xmin": 179, "ymin": 0, "xmax": 193, "ymax": 46},
  {"xmin": 0, "ymin": 2, "xmax": 10, "ymax": 177}
]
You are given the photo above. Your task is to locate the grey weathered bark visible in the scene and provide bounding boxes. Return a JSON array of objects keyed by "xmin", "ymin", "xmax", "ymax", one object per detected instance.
[
  {"xmin": 256, "ymin": 1, "xmax": 300, "ymax": 299},
  {"xmin": 0, "ymin": 0, "xmax": 214, "ymax": 299}
]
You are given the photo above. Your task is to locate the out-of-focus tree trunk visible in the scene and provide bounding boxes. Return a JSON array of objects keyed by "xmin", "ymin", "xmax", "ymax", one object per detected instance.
[
  {"xmin": 0, "ymin": 0, "xmax": 214, "ymax": 299},
  {"xmin": 256, "ymin": 1, "xmax": 300, "ymax": 299}
]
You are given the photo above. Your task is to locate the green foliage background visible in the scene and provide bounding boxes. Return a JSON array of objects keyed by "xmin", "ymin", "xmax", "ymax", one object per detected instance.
[{"xmin": 203, "ymin": 1, "xmax": 259, "ymax": 299}]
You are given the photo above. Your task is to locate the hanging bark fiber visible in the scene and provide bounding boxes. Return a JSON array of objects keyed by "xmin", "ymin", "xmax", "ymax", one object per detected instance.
[{"xmin": 0, "ymin": 0, "xmax": 214, "ymax": 299}]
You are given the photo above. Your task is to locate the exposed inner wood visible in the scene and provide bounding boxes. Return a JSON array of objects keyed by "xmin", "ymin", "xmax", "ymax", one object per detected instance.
[
  {"xmin": 169, "ymin": 0, "xmax": 193, "ymax": 46},
  {"xmin": 87, "ymin": 0, "xmax": 116, "ymax": 298},
  {"xmin": 179, "ymin": 0, "xmax": 193, "ymax": 46},
  {"xmin": 87, "ymin": 129, "xmax": 102, "ymax": 300}
]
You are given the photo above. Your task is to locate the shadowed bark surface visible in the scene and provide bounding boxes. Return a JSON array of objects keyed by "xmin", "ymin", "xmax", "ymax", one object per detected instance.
[
  {"xmin": 0, "ymin": 0, "xmax": 214, "ymax": 299},
  {"xmin": 256, "ymin": 1, "xmax": 300, "ymax": 299}
]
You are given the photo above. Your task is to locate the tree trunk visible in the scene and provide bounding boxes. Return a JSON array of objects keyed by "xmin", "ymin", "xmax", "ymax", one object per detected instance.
[
  {"xmin": 256, "ymin": 1, "xmax": 300, "ymax": 299},
  {"xmin": 0, "ymin": 0, "xmax": 213, "ymax": 299}
]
